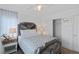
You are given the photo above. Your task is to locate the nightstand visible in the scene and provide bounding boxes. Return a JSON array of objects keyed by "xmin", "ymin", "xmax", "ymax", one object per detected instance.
[{"xmin": 2, "ymin": 39, "xmax": 17, "ymax": 54}]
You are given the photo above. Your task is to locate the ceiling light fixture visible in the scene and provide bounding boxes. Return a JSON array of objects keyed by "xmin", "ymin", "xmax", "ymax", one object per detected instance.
[{"xmin": 35, "ymin": 4, "xmax": 43, "ymax": 12}]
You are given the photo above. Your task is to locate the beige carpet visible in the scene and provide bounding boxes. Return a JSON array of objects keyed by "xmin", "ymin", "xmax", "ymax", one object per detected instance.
[
  {"xmin": 61, "ymin": 47, "xmax": 79, "ymax": 54},
  {"xmin": 13, "ymin": 47, "xmax": 79, "ymax": 54}
]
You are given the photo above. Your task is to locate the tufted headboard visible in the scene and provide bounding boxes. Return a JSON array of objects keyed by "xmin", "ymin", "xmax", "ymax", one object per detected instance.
[{"xmin": 18, "ymin": 22, "xmax": 36, "ymax": 35}]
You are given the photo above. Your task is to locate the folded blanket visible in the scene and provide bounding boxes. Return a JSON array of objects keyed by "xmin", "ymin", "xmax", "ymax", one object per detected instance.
[{"xmin": 38, "ymin": 39, "xmax": 61, "ymax": 54}]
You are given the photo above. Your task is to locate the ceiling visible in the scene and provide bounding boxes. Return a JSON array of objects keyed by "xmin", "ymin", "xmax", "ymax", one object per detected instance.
[
  {"xmin": 0, "ymin": 4, "xmax": 79, "ymax": 21},
  {"xmin": 0, "ymin": 4, "xmax": 79, "ymax": 14}
]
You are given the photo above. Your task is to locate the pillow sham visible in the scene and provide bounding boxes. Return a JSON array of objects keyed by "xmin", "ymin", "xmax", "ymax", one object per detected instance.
[{"xmin": 20, "ymin": 30, "xmax": 38, "ymax": 38}]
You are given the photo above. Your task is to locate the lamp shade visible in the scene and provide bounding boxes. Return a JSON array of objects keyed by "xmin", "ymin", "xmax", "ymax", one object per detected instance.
[{"xmin": 10, "ymin": 27, "xmax": 16, "ymax": 33}]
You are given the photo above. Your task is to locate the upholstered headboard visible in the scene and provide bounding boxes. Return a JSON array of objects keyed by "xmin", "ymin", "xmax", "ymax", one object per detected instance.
[{"xmin": 18, "ymin": 22, "xmax": 36, "ymax": 35}]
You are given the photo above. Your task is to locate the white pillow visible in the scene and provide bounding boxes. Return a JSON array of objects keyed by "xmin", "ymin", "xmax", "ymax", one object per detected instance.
[{"xmin": 20, "ymin": 30, "xmax": 38, "ymax": 38}]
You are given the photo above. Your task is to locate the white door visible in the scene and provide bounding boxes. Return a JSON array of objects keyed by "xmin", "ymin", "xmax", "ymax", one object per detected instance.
[
  {"xmin": 61, "ymin": 17, "xmax": 73, "ymax": 50},
  {"xmin": 73, "ymin": 16, "xmax": 79, "ymax": 52}
]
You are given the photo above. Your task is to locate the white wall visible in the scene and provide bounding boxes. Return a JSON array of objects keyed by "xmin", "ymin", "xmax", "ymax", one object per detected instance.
[
  {"xmin": 18, "ymin": 7, "xmax": 79, "ymax": 36},
  {"xmin": 0, "ymin": 4, "xmax": 79, "ymax": 36}
]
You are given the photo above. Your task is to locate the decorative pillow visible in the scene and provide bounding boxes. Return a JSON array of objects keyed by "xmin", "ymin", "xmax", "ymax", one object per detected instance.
[
  {"xmin": 20, "ymin": 30, "xmax": 38, "ymax": 38},
  {"xmin": 19, "ymin": 22, "xmax": 36, "ymax": 30},
  {"xmin": 20, "ymin": 25, "xmax": 28, "ymax": 30}
]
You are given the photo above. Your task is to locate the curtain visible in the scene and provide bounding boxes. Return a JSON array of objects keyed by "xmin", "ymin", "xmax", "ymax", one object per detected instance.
[{"xmin": 0, "ymin": 9, "xmax": 17, "ymax": 36}]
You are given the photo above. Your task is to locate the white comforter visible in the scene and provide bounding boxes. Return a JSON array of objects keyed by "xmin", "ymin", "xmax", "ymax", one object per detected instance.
[{"xmin": 18, "ymin": 35, "xmax": 56, "ymax": 54}]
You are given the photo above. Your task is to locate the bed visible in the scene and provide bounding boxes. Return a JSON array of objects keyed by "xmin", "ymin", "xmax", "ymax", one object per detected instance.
[{"xmin": 18, "ymin": 22, "xmax": 61, "ymax": 54}]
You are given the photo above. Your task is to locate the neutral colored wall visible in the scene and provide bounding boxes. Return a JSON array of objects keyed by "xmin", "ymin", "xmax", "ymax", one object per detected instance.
[
  {"xmin": 18, "ymin": 8, "xmax": 79, "ymax": 36},
  {"xmin": 0, "ymin": 5, "xmax": 79, "ymax": 36}
]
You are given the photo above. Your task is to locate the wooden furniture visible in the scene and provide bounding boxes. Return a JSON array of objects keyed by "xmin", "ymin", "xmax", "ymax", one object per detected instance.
[{"xmin": 2, "ymin": 39, "xmax": 17, "ymax": 54}]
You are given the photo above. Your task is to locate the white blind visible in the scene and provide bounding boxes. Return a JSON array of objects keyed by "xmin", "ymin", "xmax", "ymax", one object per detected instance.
[{"xmin": 0, "ymin": 9, "xmax": 17, "ymax": 36}]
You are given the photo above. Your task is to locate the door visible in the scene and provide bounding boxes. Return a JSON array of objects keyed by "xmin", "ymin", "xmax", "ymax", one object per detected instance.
[
  {"xmin": 53, "ymin": 19, "xmax": 63, "ymax": 44},
  {"xmin": 73, "ymin": 16, "xmax": 79, "ymax": 52},
  {"xmin": 61, "ymin": 17, "xmax": 73, "ymax": 50},
  {"xmin": 53, "ymin": 19, "xmax": 62, "ymax": 40}
]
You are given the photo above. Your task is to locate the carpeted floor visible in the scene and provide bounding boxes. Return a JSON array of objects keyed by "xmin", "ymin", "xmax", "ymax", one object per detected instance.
[
  {"xmin": 14, "ymin": 47, "xmax": 79, "ymax": 54},
  {"xmin": 61, "ymin": 47, "xmax": 79, "ymax": 54}
]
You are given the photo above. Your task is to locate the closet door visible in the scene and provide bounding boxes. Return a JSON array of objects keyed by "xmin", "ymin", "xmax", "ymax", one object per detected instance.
[
  {"xmin": 73, "ymin": 16, "xmax": 79, "ymax": 52},
  {"xmin": 61, "ymin": 18, "xmax": 73, "ymax": 50}
]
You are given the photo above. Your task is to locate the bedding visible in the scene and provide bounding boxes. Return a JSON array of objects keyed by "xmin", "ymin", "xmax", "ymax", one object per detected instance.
[
  {"xmin": 20, "ymin": 30, "xmax": 38, "ymax": 38},
  {"xmin": 18, "ymin": 35, "xmax": 57, "ymax": 54},
  {"xmin": 18, "ymin": 22, "xmax": 61, "ymax": 54},
  {"xmin": 39, "ymin": 39, "xmax": 61, "ymax": 54}
]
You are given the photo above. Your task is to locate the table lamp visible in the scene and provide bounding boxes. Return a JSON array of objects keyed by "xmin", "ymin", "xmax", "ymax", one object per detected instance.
[{"xmin": 9, "ymin": 27, "xmax": 16, "ymax": 39}]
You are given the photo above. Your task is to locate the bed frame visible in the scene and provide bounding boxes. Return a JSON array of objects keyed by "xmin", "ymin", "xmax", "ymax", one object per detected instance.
[{"xmin": 18, "ymin": 22, "xmax": 61, "ymax": 54}]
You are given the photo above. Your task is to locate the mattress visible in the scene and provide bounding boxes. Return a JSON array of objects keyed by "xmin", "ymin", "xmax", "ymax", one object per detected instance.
[{"xmin": 18, "ymin": 35, "xmax": 56, "ymax": 54}]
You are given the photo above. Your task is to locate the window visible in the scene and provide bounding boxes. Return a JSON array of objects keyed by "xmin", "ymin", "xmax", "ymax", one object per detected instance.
[{"xmin": 0, "ymin": 9, "xmax": 18, "ymax": 36}]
